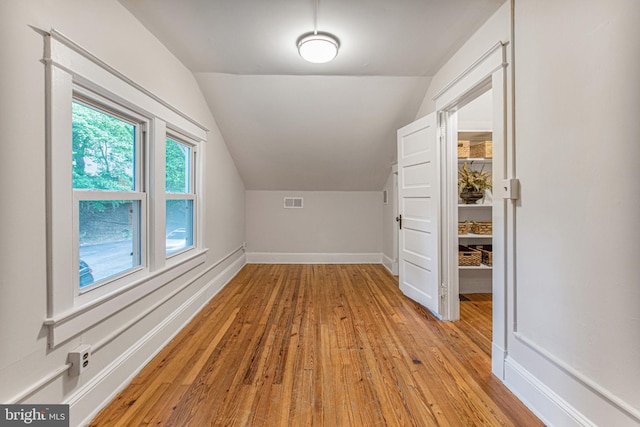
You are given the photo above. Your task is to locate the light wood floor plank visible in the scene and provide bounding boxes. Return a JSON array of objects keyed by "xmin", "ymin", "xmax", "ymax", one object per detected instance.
[{"xmin": 89, "ymin": 265, "xmax": 542, "ymax": 427}]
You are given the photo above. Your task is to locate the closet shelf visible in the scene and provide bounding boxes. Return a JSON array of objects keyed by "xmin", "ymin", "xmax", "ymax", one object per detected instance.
[
  {"xmin": 459, "ymin": 265, "xmax": 492, "ymax": 270},
  {"xmin": 459, "ymin": 233, "xmax": 492, "ymax": 239},
  {"xmin": 458, "ymin": 158, "xmax": 492, "ymax": 164}
]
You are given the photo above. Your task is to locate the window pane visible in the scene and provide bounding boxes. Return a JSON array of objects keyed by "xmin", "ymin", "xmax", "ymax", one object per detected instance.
[
  {"xmin": 166, "ymin": 199, "xmax": 194, "ymax": 255},
  {"xmin": 72, "ymin": 101, "xmax": 136, "ymax": 191},
  {"xmin": 166, "ymin": 138, "xmax": 191, "ymax": 193},
  {"xmin": 79, "ymin": 200, "xmax": 141, "ymax": 287}
]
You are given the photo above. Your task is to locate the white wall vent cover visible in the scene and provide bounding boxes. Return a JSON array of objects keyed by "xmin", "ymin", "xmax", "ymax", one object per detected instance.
[{"xmin": 284, "ymin": 197, "xmax": 304, "ymax": 209}]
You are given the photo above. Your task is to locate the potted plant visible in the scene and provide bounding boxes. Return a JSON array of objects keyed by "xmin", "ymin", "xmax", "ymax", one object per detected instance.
[{"xmin": 458, "ymin": 162, "xmax": 492, "ymax": 204}]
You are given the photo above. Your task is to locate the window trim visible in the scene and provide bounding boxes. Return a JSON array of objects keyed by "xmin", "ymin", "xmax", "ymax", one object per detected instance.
[
  {"xmin": 44, "ymin": 30, "xmax": 208, "ymax": 348},
  {"xmin": 44, "ymin": 250, "xmax": 207, "ymax": 347}
]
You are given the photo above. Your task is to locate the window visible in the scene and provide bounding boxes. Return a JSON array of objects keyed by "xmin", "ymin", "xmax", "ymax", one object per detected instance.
[
  {"xmin": 45, "ymin": 32, "xmax": 208, "ymax": 347},
  {"xmin": 165, "ymin": 136, "xmax": 196, "ymax": 256},
  {"xmin": 72, "ymin": 98, "xmax": 146, "ymax": 291}
]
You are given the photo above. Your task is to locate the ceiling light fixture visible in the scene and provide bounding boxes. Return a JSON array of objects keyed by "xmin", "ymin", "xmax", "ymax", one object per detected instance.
[
  {"xmin": 298, "ymin": 32, "xmax": 339, "ymax": 63},
  {"xmin": 298, "ymin": 0, "xmax": 339, "ymax": 63}
]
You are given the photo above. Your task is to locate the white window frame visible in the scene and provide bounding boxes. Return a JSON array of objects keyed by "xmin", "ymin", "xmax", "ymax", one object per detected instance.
[
  {"xmin": 165, "ymin": 132, "xmax": 198, "ymax": 258},
  {"xmin": 71, "ymin": 90, "xmax": 150, "ymax": 304},
  {"xmin": 44, "ymin": 31, "xmax": 208, "ymax": 348}
]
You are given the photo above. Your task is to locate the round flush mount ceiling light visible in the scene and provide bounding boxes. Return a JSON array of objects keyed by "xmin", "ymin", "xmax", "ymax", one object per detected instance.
[{"xmin": 297, "ymin": 32, "xmax": 340, "ymax": 63}]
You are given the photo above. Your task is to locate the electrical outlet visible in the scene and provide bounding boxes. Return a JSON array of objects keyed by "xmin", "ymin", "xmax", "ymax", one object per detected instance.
[{"xmin": 68, "ymin": 344, "xmax": 91, "ymax": 376}]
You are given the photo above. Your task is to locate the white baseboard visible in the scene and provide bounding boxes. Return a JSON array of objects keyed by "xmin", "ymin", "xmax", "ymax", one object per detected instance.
[
  {"xmin": 491, "ymin": 342, "xmax": 506, "ymax": 380},
  {"xmin": 504, "ymin": 357, "xmax": 595, "ymax": 427},
  {"xmin": 506, "ymin": 334, "xmax": 640, "ymax": 427},
  {"xmin": 246, "ymin": 252, "xmax": 383, "ymax": 264},
  {"xmin": 68, "ymin": 252, "xmax": 246, "ymax": 427},
  {"xmin": 382, "ymin": 254, "xmax": 398, "ymax": 275}
]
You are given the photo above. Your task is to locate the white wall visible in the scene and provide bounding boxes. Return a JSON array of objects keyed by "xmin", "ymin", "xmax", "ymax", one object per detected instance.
[
  {"xmin": 415, "ymin": 3, "xmax": 510, "ymax": 120},
  {"xmin": 413, "ymin": 0, "xmax": 640, "ymax": 425},
  {"xmin": 0, "ymin": 1, "xmax": 245, "ymax": 425},
  {"xmin": 245, "ymin": 191, "xmax": 382, "ymax": 263},
  {"xmin": 508, "ymin": 0, "xmax": 640, "ymax": 425}
]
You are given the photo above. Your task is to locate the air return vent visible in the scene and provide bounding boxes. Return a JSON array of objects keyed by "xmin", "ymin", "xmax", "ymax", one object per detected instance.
[{"xmin": 284, "ymin": 197, "xmax": 303, "ymax": 209}]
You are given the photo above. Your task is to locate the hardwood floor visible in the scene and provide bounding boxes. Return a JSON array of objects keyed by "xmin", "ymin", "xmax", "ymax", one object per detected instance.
[
  {"xmin": 89, "ymin": 264, "xmax": 542, "ymax": 426},
  {"xmin": 459, "ymin": 293, "xmax": 493, "ymax": 357}
]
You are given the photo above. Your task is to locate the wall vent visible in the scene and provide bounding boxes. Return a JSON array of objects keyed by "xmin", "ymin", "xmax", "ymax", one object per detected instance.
[{"xmin": 284, "ymin": 197, "xmax": 303, "ymax": 209}]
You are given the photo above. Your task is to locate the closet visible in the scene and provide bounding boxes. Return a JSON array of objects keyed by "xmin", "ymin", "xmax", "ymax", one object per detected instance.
[{"xmin": 456, "ymin": 91, "xmax": 493, "ymax": 294}]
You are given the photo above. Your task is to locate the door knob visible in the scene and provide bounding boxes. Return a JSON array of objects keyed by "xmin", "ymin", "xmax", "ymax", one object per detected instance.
[{"xmin": 396, "ymin": 214, "xmax": 402, "ymax": 229}]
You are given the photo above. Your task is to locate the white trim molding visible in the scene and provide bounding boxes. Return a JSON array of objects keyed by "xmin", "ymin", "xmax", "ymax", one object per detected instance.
[
  {"xmin": 513, "ymin": 332, "xmax": 640, "ymax": 426},
  {"xmin": 44, "ymin": 250, "xmax": 207, "ymax": 347},
  {"xmin": 48, "ymin": 29, "xmax": 209, "ymax": 135},
  {"xmin": 432, "ymin": 41, "xmax": 507, "ymax": 101},
  {"xmin": 246, "ymin": 252, "xmax": 383, "ymax": 264},
  {"xmin": 504, "ymin": 357, "xmax": 595, "ymax": 427},
  {"xmin": 382, "ymin": 254, "xmax": 396, "ymax": 275}
]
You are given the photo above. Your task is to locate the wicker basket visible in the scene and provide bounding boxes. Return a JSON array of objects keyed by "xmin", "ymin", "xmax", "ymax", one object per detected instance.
[
  {"xmin": 471, "ymin": 221, "xmax": 492, "ymax": 235},
  {"xmin": 470, "ymin": 140, "xmax": 492, "ymax": 158},
  {"xmin": 469, "ymin": 244, "xmax": 493, "ymax": 266},
  {"xmin": 458, "ymin": 245, "xmax": 481, "ymax": 266},
  {"xmin": 458, "ymin": 221, "xmax": 471, "ymax": 235},
  {"xmin": 458, "ymin": 140, "xmax": 470, "ymax": 158}
]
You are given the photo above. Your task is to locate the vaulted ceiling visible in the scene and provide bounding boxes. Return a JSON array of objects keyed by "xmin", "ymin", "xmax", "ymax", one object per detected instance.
[{"xmin": 119, "ymin": 0, "xmax": 505, "ymax": 190}]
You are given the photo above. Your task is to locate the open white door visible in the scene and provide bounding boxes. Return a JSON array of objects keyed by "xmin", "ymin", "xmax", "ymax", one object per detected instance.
[{"xmin": 397, "ymin": 112, "xmax": 440, "ymax": 316}]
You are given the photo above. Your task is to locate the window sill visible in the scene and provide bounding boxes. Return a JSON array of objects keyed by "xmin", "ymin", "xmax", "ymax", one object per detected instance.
[{"xmin": 44, "ymin": 248, "xmax": 208, "ymax": 348}]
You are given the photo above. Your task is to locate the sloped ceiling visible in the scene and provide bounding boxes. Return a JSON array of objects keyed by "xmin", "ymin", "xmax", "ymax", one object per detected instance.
[{"xmin": 119, "ymin": 0, "xmax": 505, "ymax": 190}]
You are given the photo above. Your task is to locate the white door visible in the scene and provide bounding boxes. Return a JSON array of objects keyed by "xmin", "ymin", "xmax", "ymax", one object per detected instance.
[{"xmin": 397, "ymin": 112, "xmax": 440, "ymax": 316}]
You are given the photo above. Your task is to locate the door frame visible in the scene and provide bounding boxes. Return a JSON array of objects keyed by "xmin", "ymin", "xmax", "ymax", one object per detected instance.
[
  {"xmin": 434, "ymin": 41, "xmax": 511, "ymax": 379},
  {"xmin": 391, "ymin": 163, "xmax": 399, "ymax": 276}
]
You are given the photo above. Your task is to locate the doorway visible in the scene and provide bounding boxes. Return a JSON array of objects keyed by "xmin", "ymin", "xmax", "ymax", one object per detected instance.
[
  {"xmin": 439, "ymin": 78, "xmax": 496, "ymax": 322},
  {"xmin": 456, "ymin": 89, "xmax": 494, "ymax": 341}
]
